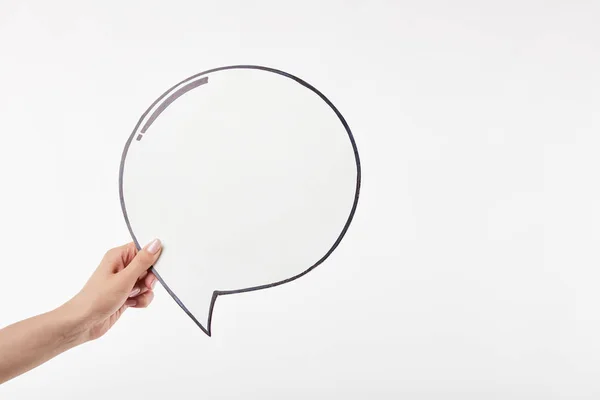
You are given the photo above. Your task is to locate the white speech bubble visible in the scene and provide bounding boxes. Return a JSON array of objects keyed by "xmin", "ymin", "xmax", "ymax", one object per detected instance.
[{"xmin": 119, "ymin": 66, "xmax": 361, "ymax": 336}]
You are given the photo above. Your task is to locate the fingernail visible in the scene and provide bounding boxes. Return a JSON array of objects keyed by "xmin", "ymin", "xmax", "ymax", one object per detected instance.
[
  {"xmin": 125, "ymin": 299, "xmax": 137, "ymax": 307},
  {"xmin": 129, "ymin": 288, "xmax": 141, "ymax": 298},
  {"xmin": 151, "ymin": 278, "xmax": 157, "ymax": 289},
  {"xmin": 145, "ymin": 239, "xmax": 161, "ymax": 254}
]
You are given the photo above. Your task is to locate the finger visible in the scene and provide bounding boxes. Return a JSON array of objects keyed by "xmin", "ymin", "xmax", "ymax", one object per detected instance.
[
  {"xmin": 103, "ymin": 242, "xmax": 134, "ymax": 260},
  {"xmin": 119, "ymin": 242, "xmax": 139, "ymax": 265},
  {"xmin": 128, "ymin": 282, "xmax": 150, "ymax": 298},
  {"xmin": 125, "ymin": 291, "xmax": 154, "ymax": 308},
  {"xmin": 121, "ymin": 239, "xmax": 162, "ymax": 283},
  {"xmin": 101, "ymin": 242, "xmax": 137, "ymax": 273},
  {"xmin": 144, "ymin": 271, "xmax": 159, "ymax": 290},
  {"xmin": 128, "ymin": 286, "xmax": 145, "ymax": 298}
]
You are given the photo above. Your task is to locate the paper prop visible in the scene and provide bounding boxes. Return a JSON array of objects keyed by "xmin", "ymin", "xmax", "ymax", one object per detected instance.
[{"xmin": 119, "ymin": 65, "xmax": 361, "ymax": 335}]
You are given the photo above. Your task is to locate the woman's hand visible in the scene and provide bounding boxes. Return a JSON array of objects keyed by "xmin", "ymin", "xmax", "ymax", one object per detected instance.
[
  {"xmin": 65, "ymin": 239, "xmax": 163, "ymax": 341},
  {"xmin": 0, "ymin": 239, "xmax": 163, "ymax": 384}
]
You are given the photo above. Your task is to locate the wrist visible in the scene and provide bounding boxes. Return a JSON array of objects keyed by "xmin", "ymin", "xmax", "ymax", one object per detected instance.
[{"xmin": 53, "ymin": 299, "xmax": 94, "ymax": 346}]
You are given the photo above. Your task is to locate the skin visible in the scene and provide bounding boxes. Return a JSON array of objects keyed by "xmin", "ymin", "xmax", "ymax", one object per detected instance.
[{"xmin": 0, "ymin": 239, "xmax": 162, "ymax": 385}]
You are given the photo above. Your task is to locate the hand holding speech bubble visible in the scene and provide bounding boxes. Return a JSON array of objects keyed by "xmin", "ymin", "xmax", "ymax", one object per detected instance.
[{"xmin": 119, "ymin": 66, "xmax": 361, "ymax": 336}]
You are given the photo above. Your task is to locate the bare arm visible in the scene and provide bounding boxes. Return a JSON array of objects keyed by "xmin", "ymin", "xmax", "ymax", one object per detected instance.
[
  {"xmin": 0, "ymin": 239, "xmax": 162, "ymax": 385},
  {"xmin": 0, "ymin": 302, "xmax": 88, "ymax": 384}
]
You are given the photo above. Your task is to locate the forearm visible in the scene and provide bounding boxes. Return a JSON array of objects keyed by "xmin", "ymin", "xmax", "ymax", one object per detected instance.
[{"xmin": 0, "ymin": 302, "xmax": 88, "ymax": 384}]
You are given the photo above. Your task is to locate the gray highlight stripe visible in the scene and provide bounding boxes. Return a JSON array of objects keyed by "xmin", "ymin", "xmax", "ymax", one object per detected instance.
[{"xmin": 140, "ymin": 76, "xmax": 209, "ymax": 135}]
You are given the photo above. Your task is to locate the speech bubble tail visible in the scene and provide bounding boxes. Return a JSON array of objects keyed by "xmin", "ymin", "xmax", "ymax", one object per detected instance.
[
  {"xmin": 151, "ymin": 268, "xmax": 216, "ymax": 336},
  {"xmin": 177, "ymin": 290, "xmax": 217, "ymax": 337},
  {"xmin": 177, "ymin": 306, "xmax": 212, "ymax": 336},
  {"xmin": 191, "ymin": 290, "xmax": 218, "ymax": 336},
  {"xmin": 186, "ymin": 308, "xmax": 214, "ymax": 337},
  {"xmin": 194, "ymin": 291, "xmax": 218, "ymax": 337}
]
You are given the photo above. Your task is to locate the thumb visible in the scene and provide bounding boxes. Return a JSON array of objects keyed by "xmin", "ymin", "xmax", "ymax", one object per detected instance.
[{"xmin": 122, "ymin": 239, "xmax": 162, "ymax": 282}]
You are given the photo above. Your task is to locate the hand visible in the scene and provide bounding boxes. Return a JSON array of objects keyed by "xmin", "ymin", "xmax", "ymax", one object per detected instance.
[
  {"xmin": 0, "ymin": 239, "xmax": 163, "ymax": 384},
  {"xmin": 65, "ymin": 239, "xmax": 163, "ymax": 341}
]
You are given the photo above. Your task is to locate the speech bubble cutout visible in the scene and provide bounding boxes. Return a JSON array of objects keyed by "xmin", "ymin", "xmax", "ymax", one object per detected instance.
[{"xmin": 119, "ymin": 65, "xmax": 361, "ymax": 336}]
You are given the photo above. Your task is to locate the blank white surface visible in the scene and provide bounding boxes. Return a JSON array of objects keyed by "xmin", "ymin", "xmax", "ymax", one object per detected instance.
[
  {"xmin": 0, "ymin": 1, "xmax": 599, "ymax": 399},
  {"xmin": 123, "ymin": 67, "xmax": 358, "ymax": 329}
]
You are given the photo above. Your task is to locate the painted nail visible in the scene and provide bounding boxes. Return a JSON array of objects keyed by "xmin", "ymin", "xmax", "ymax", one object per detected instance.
[
  {"xmin": 145, "ymin": 239, "xmax": 162, "ymax": 254},
  {"xmin": 129, "ymin": 288, "xmax": 141, "ymax": 298}
]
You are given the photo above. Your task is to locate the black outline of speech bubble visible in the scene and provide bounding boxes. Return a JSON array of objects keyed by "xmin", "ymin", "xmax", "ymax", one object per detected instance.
[{"xmin": 119, "ymin": 65, "xmax": 361, "ymax": 336}]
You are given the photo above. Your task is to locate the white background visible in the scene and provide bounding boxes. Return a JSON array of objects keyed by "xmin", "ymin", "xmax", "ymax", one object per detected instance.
[{"xmin": 1, "ymin": 0, "xmax": 600, "ymax": 398}]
